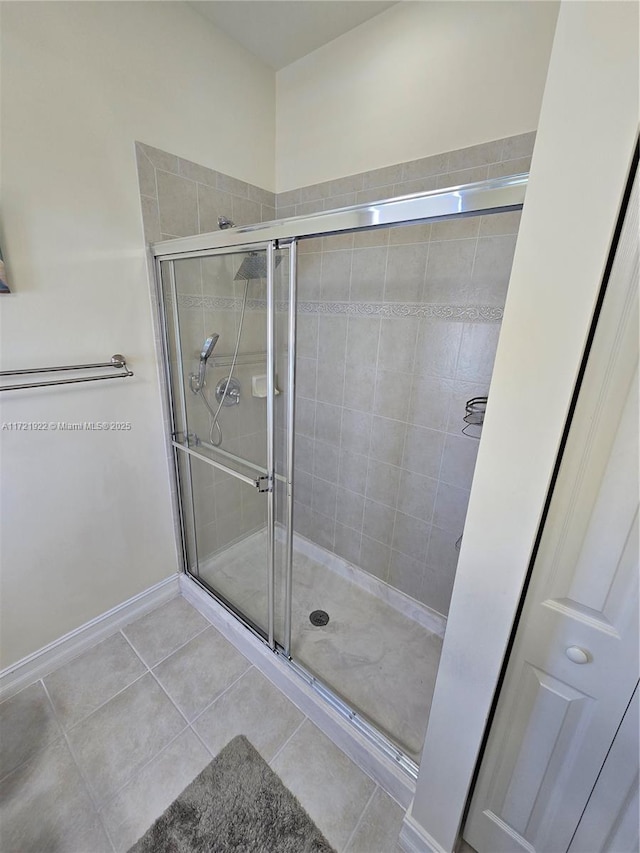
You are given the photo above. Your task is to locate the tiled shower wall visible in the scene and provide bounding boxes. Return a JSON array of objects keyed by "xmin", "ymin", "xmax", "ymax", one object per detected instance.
[
  {"xmin": 137, "ymin": 142, "xmax": 276, "ymax": 557},
  {"xmin": 277, "ymin": 133, "xmax": 533, "ymax": 615},
  {"xmin": 275, "ymin": 133, "xmax": 534, "ymax": 215},
  {"xmin": 136, "ymin": 141, "xmax": 276, "ymax": 243},
  {"xmin": 138, "ymin": 133, "xmax": 532, "ymax": 617}
]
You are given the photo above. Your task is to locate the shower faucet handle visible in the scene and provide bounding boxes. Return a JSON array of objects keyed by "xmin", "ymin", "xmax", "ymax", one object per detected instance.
[{"xmin": 215, "ymin": 377, "xmax": 241, "ymax": 406}]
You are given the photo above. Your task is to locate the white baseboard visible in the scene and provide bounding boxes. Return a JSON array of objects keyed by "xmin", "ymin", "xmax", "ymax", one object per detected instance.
[
  {"xmin": 0, "ymin": 574, "xmax": 180, "ymax": 702},
  {"xmin": 179, "ymin": 573, "xmax": 417, "ymax": 809},
  {"xmin": 399, "ymin": 811, "xmax": 449, "ymax": 853}
]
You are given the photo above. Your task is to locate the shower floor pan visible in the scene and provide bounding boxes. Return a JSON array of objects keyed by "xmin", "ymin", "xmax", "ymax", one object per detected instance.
[{"xmin": 195, "ymin": 529, "xmax": 443, "ymax": 762}]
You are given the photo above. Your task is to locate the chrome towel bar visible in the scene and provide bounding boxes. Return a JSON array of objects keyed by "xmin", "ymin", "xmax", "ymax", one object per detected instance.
[{"xmin": 0, "ymin": 354, "xmax": 133, "ymax": 391}]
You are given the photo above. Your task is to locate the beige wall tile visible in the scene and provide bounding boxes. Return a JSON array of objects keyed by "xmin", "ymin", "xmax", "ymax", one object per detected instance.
[
  {"xmin": 157, "ymin": 171, "xmax": 198, "ymax": 236},
  {"xmin": 137, "ymin": 142, "xmax": 179, "ymax": 173},
  {"xmin": 136, "ymin": 144, "xmax": 157, "ymax": 197},
  {"xmin": 178, "ymin": 158, "xmax": 218, "ymax": 187}
]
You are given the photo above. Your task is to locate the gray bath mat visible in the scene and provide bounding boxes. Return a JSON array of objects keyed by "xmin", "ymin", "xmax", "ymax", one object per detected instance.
[{"xmin": 128, "ymin": 735, "xmax": 335, "ymax": 853}]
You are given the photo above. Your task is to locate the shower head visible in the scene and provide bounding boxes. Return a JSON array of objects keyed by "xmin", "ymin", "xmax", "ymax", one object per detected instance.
[{"xmin": 234, "ymin": 252, "xmax": 282, "ymax": 281}]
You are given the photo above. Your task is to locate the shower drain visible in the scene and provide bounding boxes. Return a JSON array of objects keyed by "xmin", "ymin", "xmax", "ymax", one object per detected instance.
[{"xmin": 309, "ymin": 610, "xmax": 330, "ymax": 627}]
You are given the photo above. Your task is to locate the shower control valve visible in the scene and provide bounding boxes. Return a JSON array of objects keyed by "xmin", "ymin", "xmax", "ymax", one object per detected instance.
[{"xmin": 215, "ymin": 377, "xmax": 241, "ymax": 406}]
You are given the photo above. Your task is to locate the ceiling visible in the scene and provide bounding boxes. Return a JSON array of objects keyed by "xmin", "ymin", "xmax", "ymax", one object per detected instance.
[{"xmin": 189, "ymin": 1, "xmax": 397, "ymax": 70}]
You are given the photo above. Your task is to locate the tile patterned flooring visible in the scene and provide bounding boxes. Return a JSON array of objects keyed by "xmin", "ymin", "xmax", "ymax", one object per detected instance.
[{"xmin": 0, "ymin": 594, "xmax": 406, "ymax": 852}]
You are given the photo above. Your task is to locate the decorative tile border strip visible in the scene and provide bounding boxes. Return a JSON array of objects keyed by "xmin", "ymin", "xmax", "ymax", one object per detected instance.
[
  {"xmin": 170, "ymin": 293, "xmax": 503, "ymax": 322},
  {"xmin": 173, "ymin": 294, "xmax": 258, "ymax": 311},
  {"xmin": 296, "ymin": 301, "xmax": 503, "ymax": 321}
]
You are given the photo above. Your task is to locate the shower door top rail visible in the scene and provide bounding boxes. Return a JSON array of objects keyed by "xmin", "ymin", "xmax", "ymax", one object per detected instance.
[{"xmin": 151, "ymin": 173, "xmax": 528, "ymax": 259}]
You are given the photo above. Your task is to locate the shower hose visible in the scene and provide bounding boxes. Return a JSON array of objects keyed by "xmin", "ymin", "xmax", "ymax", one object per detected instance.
[{"xmin": 195, "ymin": 278, "xmax": 250, "ymax": 447}]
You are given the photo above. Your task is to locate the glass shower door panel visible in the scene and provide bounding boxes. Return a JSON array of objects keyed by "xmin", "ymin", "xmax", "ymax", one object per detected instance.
[
  {"xmin": 288, "ymin": 214, "xmax": 519, "ymax": 761},
  {"xmin": 272, "ymin": 243, "xmax": 294, "ymax": 651},
  {"xmin": 173, "ymin": 251, "xmax": 269, "ymax": 472},
  {"xmin": 160, "ymin": 246, "xmax": 279, "ymax": 642},
  {"xmin": 175, "ymin": 450, "xmax": 269, "ymax": 634}
]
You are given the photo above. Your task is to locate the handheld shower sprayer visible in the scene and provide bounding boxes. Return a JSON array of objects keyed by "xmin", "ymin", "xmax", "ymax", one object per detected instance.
[
  {"xmin": 200, "ymin": 333, "xmax": 219, "ymax": 364},
  {"xmin": 190, "ymin": 265, "xmax": 252, "ymax": 447},
  {"xmin": 191, "ymin": 333, "xmax": 219, "ymax": 393}
]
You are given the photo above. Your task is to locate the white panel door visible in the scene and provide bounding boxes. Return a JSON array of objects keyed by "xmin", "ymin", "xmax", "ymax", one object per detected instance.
[
  {"xmin": 568, "ymin": 685, "xmax": 639, "ymax": 853},
  {"xmin": 464, "ymin": 175, "xmax": 639, "ymax": 853}
]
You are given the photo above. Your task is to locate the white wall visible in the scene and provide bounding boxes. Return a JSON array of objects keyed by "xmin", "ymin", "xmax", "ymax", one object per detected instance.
[
  {"xmin": 276, "ymin": 1, "xmax": 559, "ymax": 191},
  {"xmin": 405, "ymin": 1, "xmax": 639, "ymax": 850},
  {"xmin": 0, "ymin": 1, "xmax": 275, "ymax": 667}
]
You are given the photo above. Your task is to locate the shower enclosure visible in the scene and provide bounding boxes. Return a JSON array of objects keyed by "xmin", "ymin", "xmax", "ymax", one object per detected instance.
[{"xmin": 153, "ymin": 176, "xmax": 526, "ymax": 772}]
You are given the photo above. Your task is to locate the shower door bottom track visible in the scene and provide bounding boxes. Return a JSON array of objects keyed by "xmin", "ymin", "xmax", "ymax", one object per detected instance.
[
  {"xmin": 280, "ymin": 654, "xmax": 419, "ymax": 780},
  {"xmin": 184, "ymin": 570, "xmax": 419, "ymax": 782}
]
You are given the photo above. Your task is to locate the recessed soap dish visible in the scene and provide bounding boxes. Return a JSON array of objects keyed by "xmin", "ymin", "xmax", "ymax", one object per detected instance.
[{"xmin": 252, "ymin": 374, "xmax": 280, "ymax": 398}]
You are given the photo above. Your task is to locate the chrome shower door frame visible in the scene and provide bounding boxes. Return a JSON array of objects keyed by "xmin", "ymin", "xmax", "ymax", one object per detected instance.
[
  {"xmin": 151, "ymin": 174, "xmax": 528, "ymax": 256},
  {"xmin": 152, "ymin": 174, "xmax": 528, "ymax": 777},
  {"xmin": 155, "ymin": 241, "xmax": 288, "ymax": 651},
  {"xmin": 283, "ymin": 239, "xmax": 297, "ymax": 657},
  {"xmin": 265, "ymin": 242, "xmax": 276, "ymax": 649}
]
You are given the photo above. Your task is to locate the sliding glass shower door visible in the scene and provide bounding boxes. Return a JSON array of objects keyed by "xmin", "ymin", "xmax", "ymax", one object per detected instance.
[
  {"xmin": 154, "ymin": 175, "xmax": 526, "ymax": 770},
  {"xmin": 158, "ymin": 242, "xmax": 292, "ymax": 648}
]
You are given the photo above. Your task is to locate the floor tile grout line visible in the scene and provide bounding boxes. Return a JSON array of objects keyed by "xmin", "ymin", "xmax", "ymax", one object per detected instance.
[
  {"xmin": 146, "ymin": 665, "xmax": 195, "ymax": 729},
  {"xmin": 187, "ymin": 721, "xmax": 217, "ymax": 760},
  {"xmin": 98, "ymin": 725, "xmax": 192, "ymax": 824},
  {"xmin": 1, "ymin": 620, "xmax": 149, "ymax": 702},
  {"xmin": 267, "ymin": 714, "xmax": 308, "ymax": 765},
  {"xmin": 341, "ymin": 784, "xmax": 379, "ymax": 853},
  {"xmin": 39, "ymin": 679, "xmax": 118, "ymax": 853},
  {"xmin": 135, "ymin": 618, "xmax": 252, "ymax": 733},
  {"xmin": 113, "ymin": 632, "xmax": 214, "ymax": 786},
  {"xmin": 187, "ymin": 661, "xmax": 255, "ymax": 729},
  {"xmin": 267, "ymin": 709, "xmax": 388, "ymax": 851},
  {"xmin": 6, "ymin": 671, "xmax": 316, "ymax": 853},
  {"xmin": 52, "ymin": 643, "xmax": 149, "ymax": 734},
  {"xmin": 97, "ymin": 652, "xmax": 296, "ymax": 804},
  {"xmin": 119, "ymin": 627, "xmax": 153, "ymax": 668},
  {"xmin": 121, "ymin": 616, "xmax": 210, "ymax": 671},
  {"xmin": 0, "ymin": 680, "xmax": 67, "ymax": 786}
]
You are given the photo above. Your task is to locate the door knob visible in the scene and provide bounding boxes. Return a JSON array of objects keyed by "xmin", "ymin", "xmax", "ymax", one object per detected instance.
[{"xmin": 565, "ymin": 646, "xmax": 590, "ymax": 664}]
